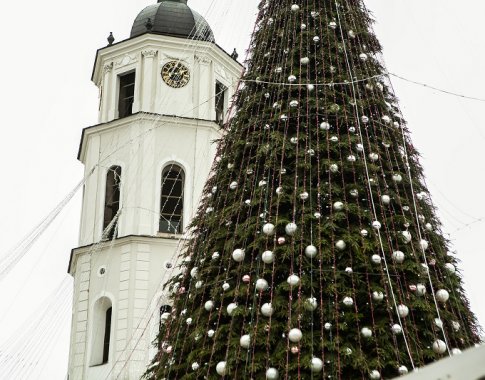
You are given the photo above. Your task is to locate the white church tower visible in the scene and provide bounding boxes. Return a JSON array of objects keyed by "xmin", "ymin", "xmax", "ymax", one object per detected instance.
[{"xmin": 67, "ymin": 1, "xmax": 241, "ymax": 378}]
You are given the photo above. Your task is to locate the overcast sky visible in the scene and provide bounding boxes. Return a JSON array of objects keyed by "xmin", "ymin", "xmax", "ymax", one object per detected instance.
[{"xmin": 0, "ymin": 0, "xmax": 484, "ymax": 379}]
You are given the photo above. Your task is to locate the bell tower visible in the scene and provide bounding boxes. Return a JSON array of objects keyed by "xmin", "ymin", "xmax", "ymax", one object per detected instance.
[{"xmin": 67, "ymin": 1, "xmax": 241, "ymax": 378}]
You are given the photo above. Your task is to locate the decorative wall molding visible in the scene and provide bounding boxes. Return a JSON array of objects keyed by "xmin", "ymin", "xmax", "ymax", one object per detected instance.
[
  {"xmin": 142, "ymin": 49, "xmax": 158, "ymax": 59},
  {"xmin": 114, "ymin": 54, "xmax": 138, "ymax": 68},
  {"xmin": 103, "ymin": 62, "xmax": 114, "ymax": 73}
]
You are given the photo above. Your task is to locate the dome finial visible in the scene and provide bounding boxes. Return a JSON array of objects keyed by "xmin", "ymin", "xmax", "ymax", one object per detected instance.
[{"xmin": 145, "ymin": 18, "xmax": 153, "ymax": 31}]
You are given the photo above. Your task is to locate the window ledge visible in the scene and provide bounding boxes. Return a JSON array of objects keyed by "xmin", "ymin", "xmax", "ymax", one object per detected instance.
[{"xmin": 156, "ymin": 232, "xmax": 187, "ymax": 240}]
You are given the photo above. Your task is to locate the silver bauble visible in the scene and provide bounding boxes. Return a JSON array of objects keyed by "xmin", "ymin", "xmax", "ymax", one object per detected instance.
[
  {"xmin": 329, "ymin": 164, "xmax": 339, "ymax": 172},
  {"xmin": 369, "ymin": 153, "xmax": 379, "ymax": 162},
  {"xmin": 329, "ymin": 21, "xmax": 337, "ymax": 29},
  {"xmin": 348, "ymin": 30, "xmax": 356, "ymax": 38},
  {"xmin": 222, "ymin": 282, "xmax": 230, "ymax": 291},
  {"xmin": 416, "ymin": 284, "xmax": 426, "ymax": 296},
  {"xmin": 361, "ymin": 229, "xmax": 369, "ymax": 237},
  {"xmin": 391, "ymin": 324, "xmax": 402, "ymax": 334},
  {"xmin": 227, "ymin": 303, "xmax": 238, "ymax": 316},
  {"xmin": 452, "ymin": 348, "xmax": 462, "ymax": 355},
  {"xmin": 320, "ymin": 121, "xmax": 331, "ymax": 130},
  {"xmin": 192, "ymin": 362, "xmax": 200, "ymax": 371},
  {"xmin": 204, "ymin": 300, "xmax": 214, "ymax": 311},
  {"xmin": 432, "ymin": 339, "xmax": 447, "ymax": 354},
  {"xmin": 359, "ymin": 53, "xmax": 369, "ymax": 61},
  {"xmin": 313, "ymin": 36, "xmax": 320, "ymax": 43},
  {"xmin": 290, "ymin": 4, "xmax": 300, "ymax": 11},
  {"xmin": 372, "ymin": 221, "xmax": 381, "ymax": 230},
  {"xmin": 256, "ymin": 279, "xmax": 269, "ymax": 291},
  {"xmin": 392, "ymin": 250, "xmax": 405, "ymax": 264},
  {"xmin": 276, "ymin": 186, "xmax": 283, "ymax": 195},
  {"xmin": 305, "ymin": 297, "xmax": 318, "ymax": 311},
  {"xmin": 419, "ymin": 239, "xmax": 429, "ymax": 251},
  {"xmin": 190, "ymin": 267, "xmax": 199, "ymax": 279},
  {"xmin": 342, "ymin": 297, "xmax": 353, "ymax": 306},
  {"xmin": 401, "ymin": 230, "xmax": 412, "ymax": 243},
  {"xmin": 216, "ymin": 361, "xmax": 227, "ymax": 376},
  {"xmin": 333, "ymin": 201, "xmax": 344, "ymax": 211},
  {"xmin": 369, "ymin": 370, "xmax": 381, "ymax": 379},
  {"xmin": 381, "ymin": 195, "xmax": 391, "ymax": 205},
  {"xmin": 361, "ymin": 115, "xmax": 369, "ymax": 124},
  {"xmin": 397, "ymin": 304, "xmax": 409, "ymax": 318},
  {"xmin": 336, "ymin": 240, "xmax": 346, "ymax": 250},
  {"xmin": 350, "ymin": 189, "xmax": 359, "ymax": 197},
  {"xmin": 262, "ymin": 223, "xmax": 276, "ymax": 236},
  {"xmin": 287, "ymin": 274, "xmax": 300, "ymax": 286},
  {"xmin": 261, "ymin": 303, "xmax": 274, "ymax": 317},
  {"xmin": 381, "ymin": 115, "xmax": 391, "ymax": 124},
  {"xmin": 347, "ymin": 154, "xmax": 357, "ymax": 162},
  {"xmin": 288, "ymin": 75, "xmax": 297, "ymax": 83},
  {"xmin": 452, "ymin": 321, "xmax": 461, "ymax": 331},
  {"xmin": 307, "ymin": 84, "xmax": 315, "ymax": 91},
  {"xmin": 300, "ymin": 191, "xmax": 309, "ymax": 200},
  {"xmin": 285, "ymin": 222, "xmax": 298, "ymax": 236},
  {"xmin": 305, "ymin": 245, "xmax": 318, "ymax": 259},
  {"xmin": 398, "ymin": 365, "xmax": 408, "ymax": 375},
  {"xmin": 371, "ymin": 254, "xmax": 381, "ymax": 264},
  {"xmin": 356, "ymin": 143, "xmax": 364, "ymax": 152},
  {"xmin": 232, "ymin": 248, "xmax": 245, "ymax": 262},
  {"xmin": 288, "ymin": 328, "xmax": 303, "ymax": 342},
  {"xmin": 240, "ymin": 334, "xmax": 250, "ymax": 348},
  {"xmin": 208, "ymin": 329, "xmax": 215, "ymax": 338},
  {"xmin": 266, "ymin": 368, "xmax": 279, "ymax": 380},
  {"xmin": 392, "ymin": 173, "xmax": 403, "ymax": 183},
  {"xmin": 186, "ymin": 317, "xmax": 193, "ymax": 325},
  {"xmin": 324, "ymin": 322, "xmax": 332, "ymax": 330},
  {"xmin": 229, "ymin": 181, "xmax": 238, "ymax": 190},
  {"xmin": 311, "ymin": 357, "xmax": 324, "ymax": 372},
  {"xmin": 372, "ymin": 291, "xmax": 384, "ymax": 301},
  {"xmin": 289, "ymin": 100, "xmax": 299, "ymax": 107},
  {"xmin": 212, "ymin": 251, "xmax": 220, "ymax": 260},
  {"xmin": 436, "ymin": 289, "xmax": 450, "ymax": 303},
  {"xmin": 361, "ymin": 327, "xmax": 372, "ymax": 338},
  {"xmin": 300, "ymin": 57, "xmax": 310, "ymax": 65},
  {"xmin": 434, "ymin": 318, "xmax": 443, "ymax": 329}
]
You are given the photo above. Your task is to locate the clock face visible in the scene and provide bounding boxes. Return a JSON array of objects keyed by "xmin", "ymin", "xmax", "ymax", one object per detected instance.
[{"xmin": 161, "ymin": 61, "xmax": 190, "ymax": 88}]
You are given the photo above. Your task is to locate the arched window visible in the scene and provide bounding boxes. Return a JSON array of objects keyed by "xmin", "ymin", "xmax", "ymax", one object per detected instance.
[
  {"xmin": 90, "ymin": 297, "xmax": 113, "ymax": 366},
  {"xmin": 103, "ymin": 166, "xmax": 122, "ymax": 239},
  {"xmin": 159, "ymin": 165, "xmax": 184, "ymax": 234}
]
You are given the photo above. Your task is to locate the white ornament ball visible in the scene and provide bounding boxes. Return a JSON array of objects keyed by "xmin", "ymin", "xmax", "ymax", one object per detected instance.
[
  {"xmin": 289, "ymin": 100, "xmax": 299, "ymax": 107},
  {"xmin": 212, "ymin": 252, "xmax": 220, "ymax": 260},
  {"xmin": 229, "ymin": 181, "xmax": 238, "ymax": 190},
  {"xmin": 361, "ymin": 115, "xmax": 369, "ymax": 124},
  {"xmin": 276, "ymin": 186, "xmax": 283, "ymax": 195},
  {"xmin": 333, "ymin": 201, "xmax": 344, "ymax": 211},
  {"xmin": 208, "ymin": 329, "xmax": 215, "ymax": 338},
  {"xmin": 262, "ymin": 223, "xmax": 276, "ymax": 236},
  {"xmin": 393, "ymin": 174, "xmax": 403, "ymax": 183},
  {"xmin": 347, "ymin": 154, "xmax": 356, "ymax": 162},
  {"xmin": 307, "ymin": 84, "xmax": 315, "ymax": 92},
  {"xmin": 361, "ymin": 229, "xmax": 369, "ymax": 237},
  {"xmin": 369, "ymin": 370, "xmax": 381, "ymax": 379},
  {"xmin": 349, "ymin": 30, "xmax": 356, "ymax": 38},
  {"xmin": 299, "ymin": 191, "xmax": 309, "ymax": 200},
  {"xmin": 452, "ymin": 321, "xmax": 461, "ymax": 331},
  {"xmin": 359, "ymin": 53, "xmax": 369, "ymax": 61},
  {"xmin": 232, "ymin": 248, "xmax": 245, "ymax": 262},
  {"xmin": 419, "ymin": 239, "xmax": 429, "ymax": 251},
  {"xmin": 381, "ymin": 195, "xmax": 391, "ymax": 205},
  {"xmin": 452, "ymin": 348, "xmax": 462, "ymax": 355},
  {"xmin": 288, "ymin": 328, "xmax": 303, "ymax": 343},
  {"xmin": 434, "ymin": 318, "xmax": 443, "ymax": 329},
  {"xmin": 398, "ymin": 366, "xmax": 409, "ymax": 375},
  {"xmin": 305, "ymin": 297, "xmax": 318, "ymax": 311},
  {"xmin": 432, "ymin": 339, "xmax": 447, "ymax": 354},
  {"xmin": 436, "ymin": 289, "xmax": 450, "ymax": 303},
  {"xmin": 222, "ymin": 282, "xmax": 230, "ymax": 291},
  {"xmin": 195, "ymin": 280, "xmax": 203, "ymax": 289},
  {"xmin": 262, "ymin": 250, "xmax": 274, "ymax": 264},
  {"xmin": 291, "ymin": 4, "xmax": 300, "ymax": 11},
  {"xmin": 391, "ymin": 324, "xmax": 402, "ymax": 334},
  {"xmin": 324, "ymin": 322, "xmax": 332, "ymax": 330},
  {"xmin": 345, "ymin": 267, "xmax": 353, "ymax": 274},
  {"xmin": 369, "ymin": 153, "xmax": 379, "ymax": 162},
  {"xmin": 313, "ymin": 36, "xmax": 320, "ymax": 43},
  {"xmin": 320, "ymin": 121, "xmax": 331, "ymax": 130},
  {"xmin": 216, "ymin": 361, "xmax": 227, "ymax": 376},
  {"xmin": 401, "ymin": 231, "xmax": 412, "ymax": 243},
  {"xmin": 192, "ymin": 362, "xmax": 200, "ymax": 371},
  {"xmin": 256, "ymin": 279, "xmax": 269, "ymax": 291},
  {"xmin": 397, "ymin": 304, "xmax": 409, "ymax": 318},
  {"xmin": 266, "ymin": 368, "xmax": 279, "ymax": 380},
  {"xmin": 416, "ymin": 284, "xmax": 426, "ymax": 296},
  {"xmin": 329, "ymin": 21, "xmax": 337, "ymax": 29},
  {"xmin": 425, "ymin": 223, "xmax": 433, "ymax": 231},
  {"xmin": 186, "ymin": 317, "xmax": 193, "ymax": 325},
  {"xmin": 285, "ymin": 222, "xmax": 298, "ymax": 236},
  {"xmin": 305, "ymin": 245, "xmax": 318, "ymax": 258},
  {"xmin": 356, "ymin": 143, "xmax": 364, "ymax": 152},
  {"xmin": 287, "ymin": 274, "xmax": 300, "ymax": 287},
  {"xmin": 445, "ymin": 263, "xmax": 456, "ymax": 273},
  {"xmin": 361, "ymin": 327, "xmax": 373, "ymax": 338},
  {"xmin": 288, "ymin": 75, "xmax": 297, "ymax": 83},
  {"xmin": 343, "ymin": 297, "xmax": 353, "ymax": 307},
  {"xmin": 311, "ymin": 357, "xmax": 324, "ymax": 372},
  {"xmin": 227, "ymin": 303, "xmax": 238, "ymax": 316},
  {"xmin": 371, "ymin": 254, "xmax": 381, "ymax": 264},
  {"xmin": 381, "ymin": 115, "xmax": 391, "ymax": 124},
  {"xmin": 205, "ymin": 300, "xmax": 214, "ymax": 311},
  {"xmin": 336, "ymin": 240, "xmax": 346, "ymax": 250},
  {"xmin": 190, "ymin": 267, "xmax": 199, "ymax": 279},
  {"xmin": 261, "ymin": 303, "xmax": 274, "ymax": 317},
  {"xmin": 300, "ymin": 57, "xmax": 310, "ymax": 65},
  {"xmin": 392, "ymin": 251, "xmax": 405, "ymax": 264},
  {"xmin": 372, "ymin": 221, "xmax": 381, "ymax": 230},
  {"xmin": 372, "ymin": 291, "xmax": 384, "ymax": 301},
  {"xmin": 240, "ymin": 334, "xmax": 251, "ymax": 348},
  {"xmin": 330, "ymin": 164, "xmax": 339, "ymax": 173}
]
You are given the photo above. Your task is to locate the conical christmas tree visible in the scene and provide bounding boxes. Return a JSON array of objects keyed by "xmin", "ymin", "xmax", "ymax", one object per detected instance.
[{"xmin": 146, "ymin": 1, "xmax": 480, "ymax": 379}]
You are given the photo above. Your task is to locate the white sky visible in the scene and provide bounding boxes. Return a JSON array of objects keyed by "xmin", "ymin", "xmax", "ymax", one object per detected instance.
[{"xmin": 0, "ymin": 1, "xmax": 484, "ymax": 379}]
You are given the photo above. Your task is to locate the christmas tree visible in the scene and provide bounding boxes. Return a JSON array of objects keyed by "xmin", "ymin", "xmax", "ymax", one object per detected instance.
[{"xmin": 146, "ymin": 0, "xmax": 481, "ymax": 378}]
